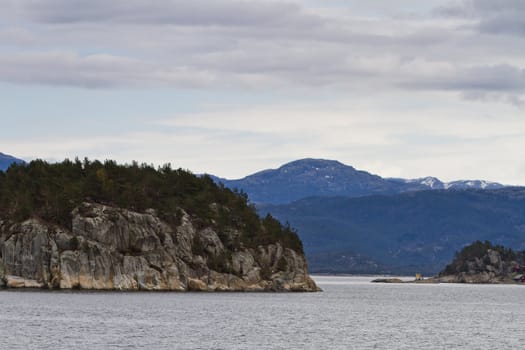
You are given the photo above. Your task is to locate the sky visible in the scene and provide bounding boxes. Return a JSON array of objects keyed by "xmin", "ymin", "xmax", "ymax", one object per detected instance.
[{"xmin": 1, "ymin": 0, "xmax": 524, "ymax": 184}]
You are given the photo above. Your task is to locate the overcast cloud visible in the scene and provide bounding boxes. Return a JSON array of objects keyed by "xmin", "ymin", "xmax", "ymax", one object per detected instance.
[
  {"xmin": 0, "ymin": 0, "xmax": 523, "ymax": 100},
  {"xmin": 1, "ymin": 0, "xmax": 524, "ymax": 183},
  {"xmin": 436, "ymin": 0, "xmax": 525, "ymax": 35}
]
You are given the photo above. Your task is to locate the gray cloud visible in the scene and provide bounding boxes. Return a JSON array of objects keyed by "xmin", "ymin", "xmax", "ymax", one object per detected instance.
[
  {"xmin": 0, "ymin": 52, "xmax": 216, "ymax": 88},
  {"xmin": 436, "ymin": 0, "xmax": 525, "ymax": 36},
  {"xmin": 7, "ymin": 0, "xmax": 319, "ymax": 27},
  {"xmin": 479, "ymin": 16, "xmax": 525, "ymax": 36},
  {"xmin": 401, "ymin": 64, "xmax": 525, "ymax": 91},
  {"xmin": 0, "ymin": 0, "xmax": 523, "ymax": 104}
]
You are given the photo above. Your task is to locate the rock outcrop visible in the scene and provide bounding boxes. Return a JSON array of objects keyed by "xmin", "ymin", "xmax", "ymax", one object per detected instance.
[
  {"xmin": 369, "ymin": 245, "xmax": 525, "ymax": 285},
  {"xmin": 435, "ymin": 241, "xmax": 524, "ymax": 284},
  {"xmin": 0, "ymin": 203, "xmax": 319, "ymax": 292}
]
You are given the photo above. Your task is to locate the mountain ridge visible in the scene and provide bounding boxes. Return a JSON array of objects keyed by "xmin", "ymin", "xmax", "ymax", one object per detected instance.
[{"xmin": 211, "ymin": 158, "xmax": 507, "ymax": 204}]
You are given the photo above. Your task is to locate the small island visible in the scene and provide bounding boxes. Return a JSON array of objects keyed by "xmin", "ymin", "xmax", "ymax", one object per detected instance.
[
  {"xmin": 373, "ymin": 240, "xmax": 525, "ymax": 284},
  {"xmin": 0, "ymin": 159, "xmax": 319, "ymax": 292},
  {"xmin": 433, "ymin": 240, "xmax": 525, "ymax": 284}
]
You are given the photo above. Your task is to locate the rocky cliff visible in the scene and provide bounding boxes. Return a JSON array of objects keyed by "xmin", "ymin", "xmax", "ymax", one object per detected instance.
[{"xmin": 0, "ymin": 202, "xmax": 319, "ymax": 291}]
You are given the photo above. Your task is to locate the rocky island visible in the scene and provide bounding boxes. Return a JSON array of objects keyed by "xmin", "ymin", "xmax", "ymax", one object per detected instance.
[
  {"xmin": 0, "ymin": 159, "xmax": 319, "ymax": 292},
  {"xmin": 433, "ymin": 240, "xmax": 525, "ymax": 284},
  {"xmin": 372, "ymin": 241, "xmax": 525, "ymax": 284}
]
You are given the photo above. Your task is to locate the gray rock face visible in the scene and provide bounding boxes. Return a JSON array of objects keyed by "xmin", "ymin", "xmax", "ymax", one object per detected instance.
[{"xmin": 0, "ymin": 203, "xmax": 319, "ymax": 292}]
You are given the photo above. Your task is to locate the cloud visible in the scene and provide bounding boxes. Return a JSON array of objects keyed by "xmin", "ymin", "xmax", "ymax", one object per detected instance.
[
  {"xmin": 399, "ymin": 63, "xmax": 525, "ymax": 101},
  {"xmin": 0, "ymin": 51, "xmax": 218, "ymax": 88},
  {"xmin": 0, "ymin": 0, "xmax": 523, "ymax": 105},
  {"xmin": 436, "ymin": 0, "xmax": 525, "ymax": 36},
  {"xmin": 4, "ymin": 0, "xmax": 318, "ymax": 27}
]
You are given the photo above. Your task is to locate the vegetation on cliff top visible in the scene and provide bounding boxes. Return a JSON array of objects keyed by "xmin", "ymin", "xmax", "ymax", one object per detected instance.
[{"xmin": 0, "ymin": 159, "xmax": 303, "ymax": 253}]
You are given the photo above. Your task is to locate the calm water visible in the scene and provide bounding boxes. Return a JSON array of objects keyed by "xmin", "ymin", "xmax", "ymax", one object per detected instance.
[{"xmin": 1, "ymin": 276, "xmax": 524, "ymax": 349}]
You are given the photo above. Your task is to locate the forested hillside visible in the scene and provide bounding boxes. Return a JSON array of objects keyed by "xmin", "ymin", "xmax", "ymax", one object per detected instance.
[
  {"xmin": 261, "ymin": 188, "xmax": 525, "ymax": 274},
  {"xmin": 0, "ymin": 159, "xmax": 302, "ymax": 253}
]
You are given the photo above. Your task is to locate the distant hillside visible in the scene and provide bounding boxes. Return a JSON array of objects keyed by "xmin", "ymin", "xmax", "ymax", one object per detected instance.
[
  {"xmin": 259, "ymin": 188, "xmax": 525, "ymax": 274},
  {"xmin": 212, "ymin": 158, "xmax": 505, "ymax": 204},
  {"xmin": 0, "ymin": 152, "xmax": 25, "ymax": 171}
]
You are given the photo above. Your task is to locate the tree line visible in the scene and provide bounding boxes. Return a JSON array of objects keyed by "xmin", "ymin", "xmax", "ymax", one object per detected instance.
[{"xmin": 0, "ymin": 158, "xmax": 303, "ymax": 253}]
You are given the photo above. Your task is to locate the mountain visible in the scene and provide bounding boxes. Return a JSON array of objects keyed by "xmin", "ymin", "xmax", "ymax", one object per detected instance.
[
  {"xmin": 212, "ymin": 158, "xmax": 513, "ymax": 274},
  {"xmin": 0, "ymin": 159, "xmax": 318, "ymax": 291},
  {"xmin": 259, "ymin": 188, "xmax": 525, "ymax": 275},
  {"xmin": 211, "ymin": 159, "xmax": 396, "ymax": 204},
  {"xmin": 0, "ymin": 152, "xmax": 25, "ymax": 171},
  {"xmin": 212, "ymin": 158, "xmax": 506, "ymax": 204}
]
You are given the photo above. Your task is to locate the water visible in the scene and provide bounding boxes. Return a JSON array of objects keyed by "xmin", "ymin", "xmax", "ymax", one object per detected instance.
[{"xmin": 1, "ymin": 276, "xmax": 524, "ymax": 349}]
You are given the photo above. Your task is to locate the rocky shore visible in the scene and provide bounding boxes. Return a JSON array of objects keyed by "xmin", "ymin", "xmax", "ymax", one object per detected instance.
[{"xmin": 0, "ymin": 203, "xmax": 319, "ymax": 292}]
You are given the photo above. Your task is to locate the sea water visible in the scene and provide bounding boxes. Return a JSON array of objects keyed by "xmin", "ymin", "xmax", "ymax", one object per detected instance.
[{"xmin": 1, "ymin": 275, "xmax": 524, "ymax": 349}]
